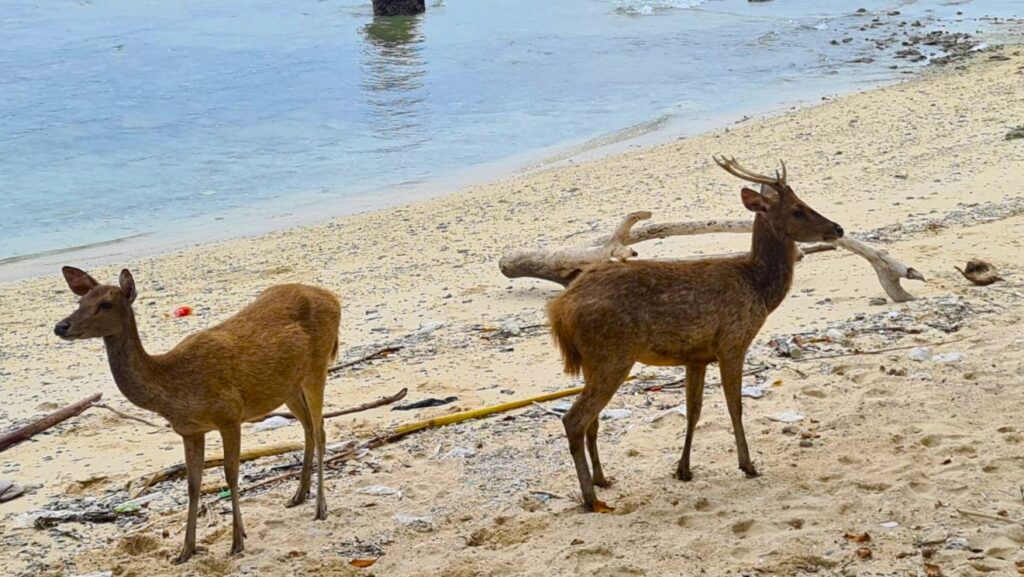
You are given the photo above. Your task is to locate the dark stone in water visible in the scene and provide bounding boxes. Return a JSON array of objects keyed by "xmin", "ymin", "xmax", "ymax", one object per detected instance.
[{"xmin": 372, "ymin": 0, "xmax": 425, "ymax": 17}]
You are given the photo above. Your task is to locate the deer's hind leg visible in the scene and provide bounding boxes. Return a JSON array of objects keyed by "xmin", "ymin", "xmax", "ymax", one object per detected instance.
[
  {"xmin": 300, "ymin": 376, "xmax": 329, "ymax": 521},
  {"xmin": 586, "ymin": 419, "xmax": 609, "ymax": 488},
  {"xmin": 563, "ymin": 357, "xmax": 631, "ymax": 511},
  {"xmin": 284, "ymin": 391, "xmax": 316, "ymax": 508},
  {"xmin": 676, "ymin": 363, "xmax": 707, "ymax": 482}
]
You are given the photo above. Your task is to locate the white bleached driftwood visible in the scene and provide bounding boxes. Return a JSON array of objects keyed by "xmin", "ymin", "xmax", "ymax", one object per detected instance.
[{"xmin": 498, "ymin": 212, "xmax": 924, "ymax": 302}]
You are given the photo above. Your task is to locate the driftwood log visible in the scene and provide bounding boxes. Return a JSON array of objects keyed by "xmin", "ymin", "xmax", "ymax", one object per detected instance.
[
  {"xmin": 499, "ymin": 212, "xmax": 924, "ymax": 302},
  {"xmin": 0, "ymin": 392, "xmax": 102, "ymax": 454}
]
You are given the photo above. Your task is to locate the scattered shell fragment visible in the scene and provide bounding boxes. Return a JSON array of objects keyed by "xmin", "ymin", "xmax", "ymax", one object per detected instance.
[{"xmin": 954, "ymin": 259, "xmax": 1000, "ymax": 286}]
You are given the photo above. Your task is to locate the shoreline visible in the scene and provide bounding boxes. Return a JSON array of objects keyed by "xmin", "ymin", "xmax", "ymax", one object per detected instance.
[
  {"xmin": 0, "ymin": 53, "xmax": 973, "ymax": 284},
  {"xmin": 1, "ymin": 47, "xmax": 1024, "ymax": 576}
]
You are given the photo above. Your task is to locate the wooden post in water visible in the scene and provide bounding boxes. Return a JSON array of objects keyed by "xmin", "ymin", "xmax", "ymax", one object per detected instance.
[{"xmin": 372, "ymin": 0, "xmax": 425, "ymax": 17}]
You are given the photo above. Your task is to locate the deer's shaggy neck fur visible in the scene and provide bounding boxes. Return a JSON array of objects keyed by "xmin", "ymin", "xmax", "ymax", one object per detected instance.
[
  {"xmin": 103, "ymin": 310, "xmax": 167, "ymax": 412},
  {"xmin": 745, "ymin": 212, "xmax": 799, "ymax": 313}
]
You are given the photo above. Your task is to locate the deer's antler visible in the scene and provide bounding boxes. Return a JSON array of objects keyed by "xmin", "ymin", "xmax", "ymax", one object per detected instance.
[{"xmin": 713, "ymin": 155, "xmax": 787, "ymax": 186}]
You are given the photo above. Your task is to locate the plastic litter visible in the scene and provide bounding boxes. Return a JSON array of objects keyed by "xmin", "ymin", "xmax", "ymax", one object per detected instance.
[
  {"xmin": 768, "ymin": 411, "xmax": 805, "ymax": 423},
  {"xmin": 254, "ymin": 416, "xmax": 293, "ymax": 431}
]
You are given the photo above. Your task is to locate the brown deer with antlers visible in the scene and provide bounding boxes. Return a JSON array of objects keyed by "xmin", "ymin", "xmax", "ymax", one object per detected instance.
[
  {"xmin": 54, "ymin": 267, "xmax": 340, "ymax": 563},
  {"xmin": 547, "ymin": 156, "xmax": 844, "ymax": 512}
]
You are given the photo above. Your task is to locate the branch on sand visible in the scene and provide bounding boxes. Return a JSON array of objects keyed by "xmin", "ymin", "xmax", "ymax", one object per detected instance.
[
  {"xmin": 132, "ymin": 387, "xmax": 410, "ymax": 496},
  {"xmin": 234, "ymin": 387, "xmax": 585, "ymax": 496},
  {"xmin": 328, "ymin": 346, "xmax": 403, "ymax": 374},
  {"xmin": 249, "ymin": 387, "xmax": 408, "ymax": 422},
  {"xmin": 0, "ymin": 393, "xmax": 102, "ymax": 454},
  {"xmin": 499, "ymin": 212, "xmax": 924, "ymax": 302}
]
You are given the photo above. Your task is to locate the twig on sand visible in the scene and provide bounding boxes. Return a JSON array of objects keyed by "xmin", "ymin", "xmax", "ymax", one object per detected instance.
[
  {"xmin": 93, "ymin": 403, "xmax": 162, "ymax": 428},
  {"xmin": 530, "ymin": 490, "xmax": 568, "ymax": 500},
  {"xmin": 956, "ymin": 508, "xmax": 1024, "ymax": 526},
  {"xmin": 235, "ymin": 388, "xmax": 586, "ymax": 495},
  {"xmin": 531, "ymin": 401, "xmax": 563, "ymax": 417},
  {"xmin": 793, "ymin": 337, "xmax": 967, "ymax": 362},
  {"xmin": 0, "ymin": 393, "xmax": 102, "ymax": 453},
  {"xmin": 328, "ymin": 346, "xmax": 403, "ymax": 374},
  {"xmin": 250, "ymin": 388, "xmax": 408, "ymax": 422}
]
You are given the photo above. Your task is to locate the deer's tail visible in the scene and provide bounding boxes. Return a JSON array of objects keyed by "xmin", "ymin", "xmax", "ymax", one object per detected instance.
[{"xmin": 547, "ymin": 297, "xmax": 582, "ymax": 377}]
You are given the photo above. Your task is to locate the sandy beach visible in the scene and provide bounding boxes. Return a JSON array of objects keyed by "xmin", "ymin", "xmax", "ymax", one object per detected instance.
[{"xmin": 2, "ymin": 47, "xmax": 1024, "ymax": 576}]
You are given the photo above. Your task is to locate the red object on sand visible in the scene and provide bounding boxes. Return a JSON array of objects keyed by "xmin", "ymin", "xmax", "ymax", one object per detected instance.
[{"xmin": 171, "ymin": 306, "xmax": 193, "ymax": 318}]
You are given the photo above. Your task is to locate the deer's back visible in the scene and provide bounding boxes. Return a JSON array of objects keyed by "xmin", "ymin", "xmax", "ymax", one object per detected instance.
[
  {"xmin": 156, "ymin": 284, "xmax": 341, "ymax": 423},
  {"xmin": 553, "ymin": 259, "xmax": 767, "ymax": 364}
]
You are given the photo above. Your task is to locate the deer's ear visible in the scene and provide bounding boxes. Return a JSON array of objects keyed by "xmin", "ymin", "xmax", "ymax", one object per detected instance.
[
  {"xmin": 119, "ymin": 269, "xmax": 137, "ymax": 303},
  {"xmin": 62, "ymin": 266, "xmax": 99, "ymax": 296},
  {"xmin": 741, "ymin": 187, "xmax": 769, "ymax": 213}
]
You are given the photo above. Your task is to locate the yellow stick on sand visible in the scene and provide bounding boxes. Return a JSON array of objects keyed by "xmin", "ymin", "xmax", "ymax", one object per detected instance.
[
  {"xmin": 389, "ymin": 387, "xmax": 583, "ymax": 438},
  {"xmin": 136, "ymin": 388, "xmax": 584, "ymax": 498}
]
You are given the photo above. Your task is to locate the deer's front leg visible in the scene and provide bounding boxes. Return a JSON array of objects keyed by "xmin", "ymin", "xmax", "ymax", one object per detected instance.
[{"xmin": 176, "ymin": 434, "xmax": 206, "ymax": 564}]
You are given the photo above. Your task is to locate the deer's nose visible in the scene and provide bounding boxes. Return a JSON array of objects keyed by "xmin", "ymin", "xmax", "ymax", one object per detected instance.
[
  {"xmin": 54, "ymin": 321, "xmax": 71, "ymax": 337},
  {"xmin": 833, "ymin": 224, "xmax": 844, "ymax": 238}
]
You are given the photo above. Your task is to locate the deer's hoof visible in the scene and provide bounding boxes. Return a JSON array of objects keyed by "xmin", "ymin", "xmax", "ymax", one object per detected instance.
[
  {"xmin": 174, "ymin": 545, "xmax": 205, "ymax": 565},
  {"xmin": 285, "ymin": 494, "xmax": 307, "ymax": 508},
  {"xmin": 315, "ymin": 502, "xmax": 328, "ymax": 521},
  {"xmin": 741, "ymin": 465, "xmax": 760, "ymax": 479},
  {"xmin": 230, "ymin": 540, "xmax": 245, "ymax": 557},
  {"xmin": 593, "ymin": 475, "xmax": 611, "ymax": 489},
  {"xmin": 675, "ymin": 469, "xmax": 694, "ymax": 482}
]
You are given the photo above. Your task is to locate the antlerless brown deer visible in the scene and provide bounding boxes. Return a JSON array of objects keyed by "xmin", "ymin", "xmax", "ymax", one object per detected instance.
[
  {"xmin": 54, "ymin": 268, "xmax": 341, "ymax": 563},
  {"xmin": 547, "ymin": 156, "xmax": 844, "ymax": 512}
]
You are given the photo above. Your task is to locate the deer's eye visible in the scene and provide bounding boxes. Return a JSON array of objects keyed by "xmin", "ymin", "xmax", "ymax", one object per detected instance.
[
  {"xmin": 793, "ymin": 209, "xmax": 807, "ymax": 220},
  {"xmin": 100, "ymin": 301, "xmax": 113, "ymax": 310}
]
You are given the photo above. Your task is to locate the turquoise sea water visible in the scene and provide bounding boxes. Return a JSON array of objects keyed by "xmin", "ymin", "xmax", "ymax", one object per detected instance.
[{"xmin": 1, "ymin": 0, "xmax": 1021, "ymax": 273}]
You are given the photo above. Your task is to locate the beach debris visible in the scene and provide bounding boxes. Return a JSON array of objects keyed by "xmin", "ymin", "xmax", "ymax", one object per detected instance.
[
  {"xmin": 254, "ymin": 387, "xmax": 408, "ymax": 421},
  {"xmin": 0, "ymin": 479, "xmax": 25, "ymax": 503},
  {"xmin": 908, "ymin": 347, "xmax": 931, "ymax": 361},
  {"xmin": 844, "ymin": 532, "xmax": 871, "ymax": 543},
  {"xmin": 113, "ymin": 493, "xmax": 162, "ymax": 514},
  {"xmin": 498, "ymin": 212, "xmax": 924, "ymax": 301},
  {"xmin": 18, "ymin": 507, "xmax": 124, "ymax": 529},
  {"xmin": 254, "ymin": 416, "xmax": 293, "ymax": 432},
  {"xmin": 443, "ymin": 446, "xmax": 477, "ymax": 459},
  {"xmin": 924, "ymin": 563, "xmax": 943, "ymax": 577},
  {"xmin": 955, "ymin": 259, "xmax": 1001, "ymax": 285},
  {"xmin": 770, "ymin": 336, "xmax": 805, "ymax": 359},
  {"xmin": 855, "ymin": 547, "xmax": 872, "ymax": 559},
  {"xmin": 741, "ymin": 385, "xmax": 767, "ymax": 398},
  {"xmin": 931, "ymin": 352, "xmax": 963, "ymax": 363},
  {"xmin": 328, "ymin": 346, "xmax": 403, "ymax": 374},
  {"xmin": 92, "ymin": 402, "xmax": 162, "ymax": 428},
  {"xmin": 130, "ymin": 440, "xmax": 305, "ymax": 497},
  {"xmin": 1007, "ymin": 126, "xmax": 1024, "ymax": 141},
  {"xmin": 393, "ymin": 396, "xmax": 459, "ymax": 411},
  {"xmin": 415, "ymin": 321, "xmax": 445, "ymax": 336},
  {"xmin": 70, "ymin": 572, "xmax": 113, "ymax": 577},
  {"xmin": 601, "ymin": 408, "xmax": 631, "ymax": 421},
  {"xmin": 237, "ymin": 388, "xmax": 585, "ymax": 495},
  {"xmin": 647, "ymin": 404, "xmax": 686, "ymax": 423},
  {"xmin": 825, "ymin": 328, "xmax": 847, "ymax": 344},
  {"xmin": 879, "ymin": 521, "xmax": 899, "ymax": 529},
  {"xmin": 0, "ymin": 392, "xmax": 103, "ymax": 454},
  {"xmin": 499, "ymin": 320, "xmax": 522, "ymax": 337},
  {"xmin": 350, "ymin": 559, "xmax": 377, "ymax": 568},
  {"xmin": 170, "ymin": 305, "xmax": 192, "ymax": 318},
  {"xmin": 768, "ymin": 411, "xmax": 805, "ymax": 423},
  {"xmin": 358, "ymin": 485, "xmax": 402, "ymax": 498},
  {"xmin": 393, "ymin": 513, "xmax": 434, "ymax": 532}
]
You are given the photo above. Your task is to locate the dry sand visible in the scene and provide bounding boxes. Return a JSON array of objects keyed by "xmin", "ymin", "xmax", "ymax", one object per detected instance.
[{"xmin": 2, "ymin": 48, "xmax": 1024, "ymax": 577}]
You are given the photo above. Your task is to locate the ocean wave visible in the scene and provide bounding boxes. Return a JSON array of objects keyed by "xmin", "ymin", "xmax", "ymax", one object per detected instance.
[{"xmin": 612, "ymin": 0, "xmax": 710, "ymax": 17}]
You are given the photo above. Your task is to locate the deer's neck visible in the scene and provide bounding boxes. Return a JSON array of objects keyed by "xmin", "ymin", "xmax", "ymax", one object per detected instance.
[
  {"xmin": 102, "ymin": 311, "xmax": 167, "ymax": 412},
  {"xmin": 747, "ymin": 213, "xmax": 798, "ymax": 312}
]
